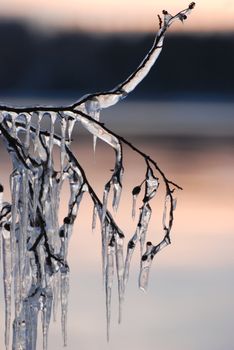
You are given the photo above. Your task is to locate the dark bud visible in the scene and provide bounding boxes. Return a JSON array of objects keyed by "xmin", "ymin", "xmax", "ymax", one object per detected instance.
[
  {"xmin": 73, "ymin": 172, "xmax": 79, "ymax": 182},
  {"xmin": 142, "ymin": 254, "xmax": 148, "ymax": 261},
  {"xmin": 63, "ymin": 216, "xmax": 71, "ymax": 225},
  {"xmin": 0, "ymin": 184, "xmax": 3, "ymax": 192},
  {"xmin": 162, "ymin": 10, "xmax": 168, "ymax": 15},
  {"xmin": 46, "ymin": 256, "xmax": 53, "ymax": 268},
  {"xmin": 64, "ymin": 215, "xmax": 76, "ymax": 225},
  {"xmin": 118, "ymin": 232, "xmax": 125, "ymax": 239},
  {"xmin": 109, "ymin": 237, "xmax": 115, "ymax": 247},
  {"xmin": 132, "ymin": 186, "xmax": 141, "ymax": 196},
  {"xmin": 105, "ymin": 182, "xmax": 111, "ymax": 191},
  {"xmin": 59, "ymin": 229, "xmax": 65, "ymax": 238},
  {"xmin": 189, "ymin": 2, "xmax": 196, "ymax": 9},
  {"xmin": 4, "ymin": 223, "xmax": 10, "ymax": 231},
  {"xmin": 128, "ymin": 240, "xmax": 135, "ymax": 249},
  {"xmin": 146, "ymin": 241, "xmax": 152, "ymax": 246},
  {"xmin": 179, "ymin": 14, "xmax": 187, "ymax": 22}
]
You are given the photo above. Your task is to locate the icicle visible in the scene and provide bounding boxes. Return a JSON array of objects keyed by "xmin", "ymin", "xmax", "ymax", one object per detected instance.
[
  {"xmin": 0, "ymin": 184, "xmax": 4, "ymax": 262},
  {"xmin": 67, "ymin": 117, "xmax": 76, "ymax": 143},
  {"xmin": 0, "ymin": 227, "xmax": 1, "ymax": 263},
  {"xmin": 139, "ymin": 242, "xmax": 153, "ymax": 292},
  {"xmin": 12, "ymin": 313, "xmax": 27, "ymax": 350},
  {"xmin": 112, "ymin": 176, "xmax": 123, "ymax": 212},
  {"xmin": 60, "ymin": 116, "xmax": 67, "ymax": 177},
  {"xmin": 32, "ymin": 170, "xmax": 39, "ymax": 222},
  {"xmin": 38, "ymin": 245, "xmax": 46, "ymax": 289},
  {"xmin": 115, "ymin": 234, "xmax": 124, "ymax": 324},
  {"xmin": 52, "ymin": 272, "xmax": 60, "ymax": 322},
  {"xmin": 132, "ymin": 195, "xmax": 137, "ymax": 219},
  {"xmin": 60, "ymin": 268, "xmax": 69, "ymax": 347},
  {"xmin": 34, "ymin": 111, "xmax": 43, "ymax": 154},
  {"xmin": 10, "ymin": 173, "xmax": 20, "ymax": 270},
  {"xmin": 2, "ymin": 223, "xmax": 12, "ymax": 350},
  {"xmin": 101, "ymin": 223, "xmax": 109, "ymax": 287},
  {"xmin": 19, "ymin": 169, "xmax": 29, "ymax": 296},
  {"xmin": 139, "ymin": 257, "xmax": 152, "ymax": 293},
  {"xmin": 173, "ymin": 197, "xmax": 177, "ymax": 211},
  {"xmin": 124, "ymin": 203, "xmax": 151, "ymax": 291},
  {"xmin": 11, "ymin": 113, "xmax": 17, "ymax": 139},
  {"xmin": 24, "ymin": 113, "xmax": 31, "ymax": 154},
  {"xmin": 41, "ymin": 292, "xmax": 53, "ymax": 350},
  {"xmin": 163, "ymin": 194, "xmax": 170, "ymax": 229},
  {"xmin": 48, "ymin": 112, "xmax": 56, "ymax": 170},
  {"xmin": 102, "ymin": 183, "xmax": 110, "ymax": 224},
  {"xmin": 0, "ymin": 183, "xmax": 3, "ymax": 213},
  {"xmin": 92, "ymin": 110, "xmax": 100, "ymax": 154},
  {"xmin": 85, "ymin": 98, "xmax": 100, "ymax": 154},
  {"xmin": 105, "ymin": 238, "xmax": 115, "ymax": 342},
  {"xmin": 131, "ymin": 186, "xmax": 141, "ymax": 219},
  {"xmin": 139, "ymin": 204, "xmax": 152, "ymax": 257},
  {"xmin": 92, "ymin": 205, "xmax": 97, "ymax": 232},
  {"xmin": 13, "ymin": 232, "xmax": 21, "ymax": 343},
  {"xmin": 123, "ymin": 238, "xmax": 136, "ymax": 292},
  {"xmin": 25, "ymin": 297, "xmax": 39, "ymax": 350}
]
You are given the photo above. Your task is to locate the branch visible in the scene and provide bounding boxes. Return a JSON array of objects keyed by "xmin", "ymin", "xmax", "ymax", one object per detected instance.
[{"xmin": 0, "ymin": 3, "xmax": 195, "ymax": 116}]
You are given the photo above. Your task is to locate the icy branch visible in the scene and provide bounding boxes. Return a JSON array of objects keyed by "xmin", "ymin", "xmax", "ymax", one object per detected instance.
[{"xmin": 0, "ymin": 3, "xmax": 195, "ymax": 349}]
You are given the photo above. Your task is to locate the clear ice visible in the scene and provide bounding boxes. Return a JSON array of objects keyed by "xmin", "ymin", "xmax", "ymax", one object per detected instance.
[{"xmin": 0, "ymin": 3, "xmax": 194, "ymax": 349}]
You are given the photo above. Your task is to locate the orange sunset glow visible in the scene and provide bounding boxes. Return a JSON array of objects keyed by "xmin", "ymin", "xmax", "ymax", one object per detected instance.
[
  {"xmin": 0, "ymin": 0, "xmax": 234, "ymax": 32},
  {"xmin": 0, "ymin": 0, "xmax": 233, "ymax": 348}
]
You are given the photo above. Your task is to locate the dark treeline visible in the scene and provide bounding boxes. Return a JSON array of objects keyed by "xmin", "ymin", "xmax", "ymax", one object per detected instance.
[{"xmin": 0, "ymin": 20, "xmax": 233, "ymax": 99}]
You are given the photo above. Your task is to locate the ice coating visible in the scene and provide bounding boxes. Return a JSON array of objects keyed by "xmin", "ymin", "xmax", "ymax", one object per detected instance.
[
  {"xmin": 0, "ymin": 3, "xmax": 194, "ymax": 349},
  {"xmin": 105, "ymin": 237, "xmax": 115, "ymax": 341},
  {"xmin": 123, "ymin": 165, "xmax": 158, "ymax": 291},
  {"xmin": 2, "ymin": 224, "xmax": 12, "ymax": 350},
  {"xmin": 115, "ymin": 235, "xmax": 124, "ymax": 324},
  {"xmin": 92, "ymin": 205, "xmax": 98, "ymax": 231}
]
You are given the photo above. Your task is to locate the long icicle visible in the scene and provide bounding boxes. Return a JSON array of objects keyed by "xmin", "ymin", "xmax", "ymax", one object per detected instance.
[{"xmin": 0, "ymin": 4, "xmax": 195, "ymax": 349}]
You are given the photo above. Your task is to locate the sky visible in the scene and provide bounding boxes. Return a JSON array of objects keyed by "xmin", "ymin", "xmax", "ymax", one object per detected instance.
[{"xmin": 0, "ymin": 0, "xmax": 234, "ymax": 32}]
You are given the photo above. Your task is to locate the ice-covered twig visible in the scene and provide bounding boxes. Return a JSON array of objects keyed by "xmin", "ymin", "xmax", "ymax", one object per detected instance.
[{"xmin": 0, "ymin": 3, "xmax": 195, "ymax": 349}]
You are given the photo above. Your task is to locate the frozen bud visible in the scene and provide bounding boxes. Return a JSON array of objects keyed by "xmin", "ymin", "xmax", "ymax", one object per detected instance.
[
  {"xmin": 132, "ymin": 186, "xmax": 141, "ymax": 196},
  {"xmin": 4, "ymin": 223, "xmax": 10, "ymax": 231},
  {"xmin": 128, "ymin": 240, "xmax": 135, "ymax": 249},
  {"xmin": 142, "ymin": 254, "xmax": 148, "ymax": 261},
  {"xmin": 189, "ymin": 2, "xmax": 196, "ymax": 9}
]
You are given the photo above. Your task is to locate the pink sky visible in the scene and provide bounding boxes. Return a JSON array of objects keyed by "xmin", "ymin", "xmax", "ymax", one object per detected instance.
[{"xmin": 0, "ymin": 0, "xmax": 234, "ymax": 32}]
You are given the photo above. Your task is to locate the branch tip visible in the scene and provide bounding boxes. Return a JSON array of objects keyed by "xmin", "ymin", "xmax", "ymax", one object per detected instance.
[{"xmin": 189, "ymin": 2, "xmax": 196, "ymax": 10}]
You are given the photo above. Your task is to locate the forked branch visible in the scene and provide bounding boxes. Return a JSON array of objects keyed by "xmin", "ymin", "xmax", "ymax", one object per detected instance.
[{"xmin": 0, "ymin": 3, "xmax": 195, "ymax": 349}]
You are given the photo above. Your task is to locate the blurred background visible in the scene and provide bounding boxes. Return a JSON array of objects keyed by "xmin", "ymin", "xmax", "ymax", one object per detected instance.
[{"xmin": 0, "ymin": 1, "xmax": 233, "ymax": 349}]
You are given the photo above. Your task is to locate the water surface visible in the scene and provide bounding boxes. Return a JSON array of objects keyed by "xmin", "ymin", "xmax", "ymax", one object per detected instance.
[{"xmin": 0, "ymin": 100, "xmax": 233, "ymax": 350}]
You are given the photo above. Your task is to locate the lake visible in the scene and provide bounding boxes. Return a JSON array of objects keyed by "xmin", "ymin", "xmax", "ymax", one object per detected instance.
[{"xmin": 0, "ymin": 99, "xmax": 233, "ymax": 350}]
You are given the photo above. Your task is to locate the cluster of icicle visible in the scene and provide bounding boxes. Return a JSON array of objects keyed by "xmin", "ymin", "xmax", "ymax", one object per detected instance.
[{"xmin": 0, "ymin": 3, "xmax": 195, "ymax": 350}]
